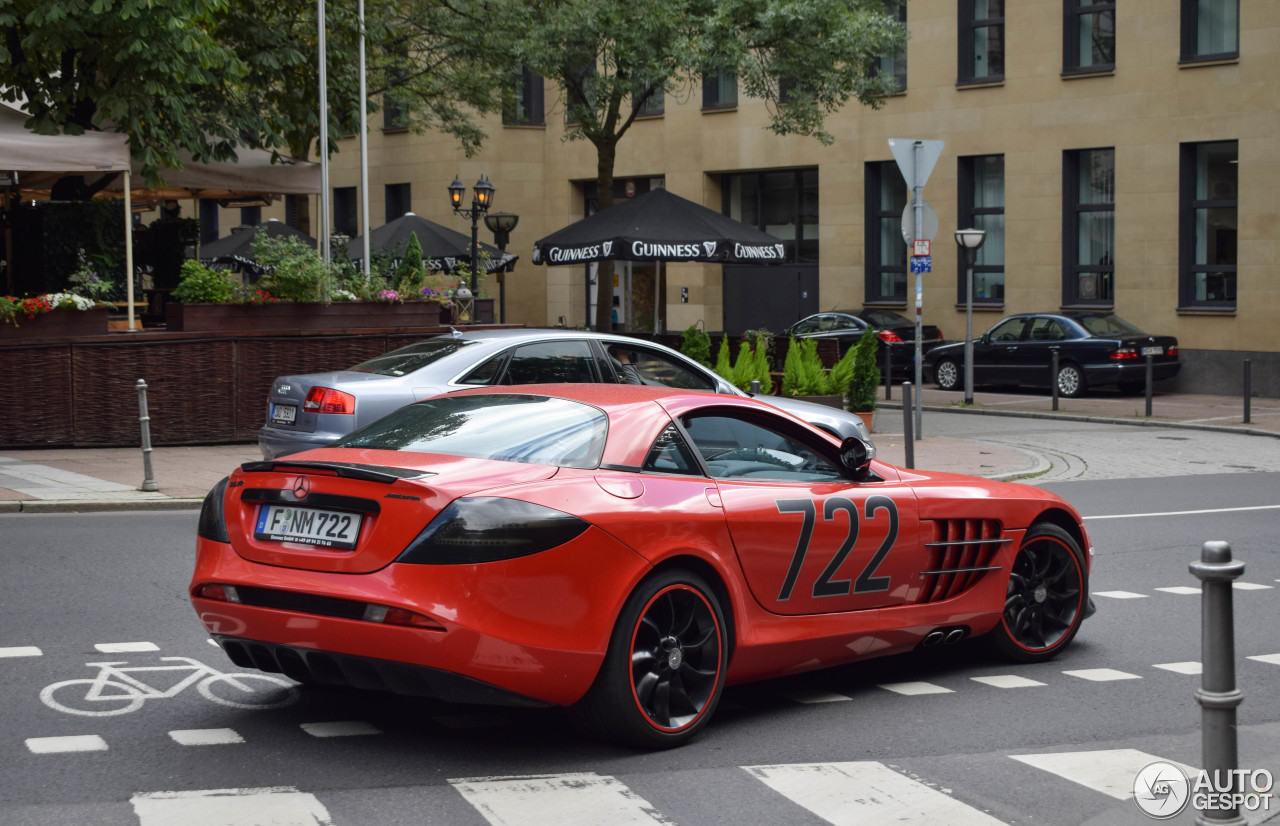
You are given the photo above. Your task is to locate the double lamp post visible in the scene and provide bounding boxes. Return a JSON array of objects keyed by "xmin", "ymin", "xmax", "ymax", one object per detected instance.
[{"xmin": 448, "ymin": 176, "xmax": 519, "ymax": 324}]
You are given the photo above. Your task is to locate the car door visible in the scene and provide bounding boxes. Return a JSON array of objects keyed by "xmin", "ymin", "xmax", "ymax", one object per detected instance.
[
  {"xmin": 973, "ymin": 316, "xmax": 1030, "ymax": 386},
  {"xmin": 601, "ymin": 342, "xmax": 720, "ymax": 391},
  {"xmin": 678, "ymin": 409, "xmax": 923, "ymax": 615},
  {"xmin": 496, "ymin": 339, "xmax": 602, "ymax": 384},
  {"xmin": 1014, "ymin": 316, "xmax": 1069, "ymax": 386}
]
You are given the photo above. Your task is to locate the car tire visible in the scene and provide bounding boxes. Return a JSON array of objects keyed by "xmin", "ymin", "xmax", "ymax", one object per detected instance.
[
  {"xmin": 1056, "ymin": 362, "xmax": 1086, "ymax": 398},
  {"xmin": 934, "ymin": 358, "xmax": 961, "ymax": 391},
  {"xmin": 989, "ymin": 523, "xmax": 1087, "ymax": 664},
  {"xmin": 571, "ymin": 569, "xmax": 729, "ymax": 749}
]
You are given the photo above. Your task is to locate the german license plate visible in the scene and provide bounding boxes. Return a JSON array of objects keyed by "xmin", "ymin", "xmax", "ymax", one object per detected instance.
[
  {"xmin": 271, "ymin": 403, "xmax": 297, "ymax": 425},
  {"xmin": 1141, "ymin": 346, "xmax": 1163, "ymax": 356},
  {"xmin": 255, "ymin": 505, "xmax": 362, "ymax": 549}
]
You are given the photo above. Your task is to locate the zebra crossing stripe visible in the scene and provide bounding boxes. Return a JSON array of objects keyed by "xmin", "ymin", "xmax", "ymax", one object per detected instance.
[
  {"xmin": 0, "ymin": 645, "xmax": 42, "ymax": 657},
  {"xmin": 1092, "ymin": 590, "xmax": 1147, "ymax": 599},
  {"xmin": 130, "ymin": 787, "xmax": 334, "ymax": 826},
  {"xmin": 744, "ymin": 762, "xmax": 1005, "ymax": 825},
  {"xmin": 449, "ymin": 773, "xmax": 673, "ymax": 826},
  {"xmin": 1010, "ymin": 749, "xmax": 1197, "ymax": 800},
  {"xmin": 878, "ymin": 681, "xmax": 953, "ymax": 695}
]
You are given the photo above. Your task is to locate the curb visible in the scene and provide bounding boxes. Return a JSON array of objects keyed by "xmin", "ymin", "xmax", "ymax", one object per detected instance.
[
  {"xmin": 877, "ymin": 402, "xmax": 1280, "ymax": 439},
  {"xmin": 0, "ymin": 498, "xmax": 204, "ymax": 514}
]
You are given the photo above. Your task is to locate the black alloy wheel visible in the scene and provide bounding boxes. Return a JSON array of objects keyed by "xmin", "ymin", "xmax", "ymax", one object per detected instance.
[
  {"xmin": 991, "ymin": 523, "xmax": 1086, "ymax": 663},
  {"xmin": 934, "ymin": 358, "xmax": 961, "ymax": 391},
  {"xmin": 572, "ymin": 569, "xmax": 728, "ymax": 749},
  {"xmin": 1056, "ymin": 362, "xmax": 1086, "ymax": 398}
]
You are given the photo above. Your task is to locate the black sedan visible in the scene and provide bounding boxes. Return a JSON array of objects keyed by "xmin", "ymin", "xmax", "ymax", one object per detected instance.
[
  {"xmin": 923, "ymin": 312, "xmax": 1180, "ymax": 397},
  {"xmin": 785, "ymin": 309, "xmax": 946, "ymax": 377}
]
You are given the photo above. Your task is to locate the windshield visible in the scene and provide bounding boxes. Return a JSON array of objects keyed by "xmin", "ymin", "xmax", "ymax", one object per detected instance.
[
  {"xmin": 1072, "ymin": 314, "xmax": 1146, "ymax": 337},
  {"xmin": 333, "ymin": 394, "xmax": 608, "ymax": 469},
  {"xmin": 349, "ymin": 339, "xmax": 477, "ymax": 377}
]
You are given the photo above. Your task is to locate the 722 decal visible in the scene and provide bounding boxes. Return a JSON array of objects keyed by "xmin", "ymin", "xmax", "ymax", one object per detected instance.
[{"xmin": 775, "ymin": 495, "xmax": 900, "ymax": 601}]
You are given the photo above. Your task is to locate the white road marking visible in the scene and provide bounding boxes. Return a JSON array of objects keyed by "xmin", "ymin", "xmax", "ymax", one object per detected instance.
[
  {"xmin": 1011, "ymin": 749, "xmax": 1197, "ymax": 800},
  {"xmin": 1062, "ymin": 668, "xmax": 1141, "ymax": 682},
  {"xmin": 1155, "ymin": 586, "xmax": 1201, "ymax": 595},
  {"xmin": 1233, "ymin": 582, "xmax": 1273, "ymax": 590},
  {"xmin": 300, "ymin": 720, "xmax": 381, "ymax": 738},
  {"xmin": 970, "ymin": 675, "xmax": 1046, "ymax": 688},
  {"xmin": 1248, "ymin": 654, "xmax": 1280, "ymax": 666},
  {"xmin": 878, "ymin": 681, "xmax": 954, "ymax": 696},
  {"xmin": 1084, "ymin": 504, "xmax": 1280, "ymax": 520},
  {"xmin": 782, "ymin": 688, "xmax": 853, "ymax": 704},
  {"xmin": 25, "ymin": 734, "xmax": 109, "ymax": 754},
  {"xmin": 130, "ymin": 787, "xmax": 334, "ymax": 826},
  {"xmin": 1092, "ymin": 590, "xmax": 1148, "ymax": 599},
  {"xmin": 744, "ymin": 762, "xmax": 1005, "ymax": 825},
  {"xmin": 95, "ymin": 641, "xmax": 160, "ymax": 653},
  {"xmin": 169, "ymin": 728, "xmax": 245, "ymax": 746},
  {"xmin": 0, "ymin": 645, "xmax": 42, "ymax": 657},
  {"xmin": 449, "ymin": 772, "xmax": 674, "ymax": 826},
  {"xmin": 1153, "ymin": 662, "xmax": 1202, "ymax": 675}
]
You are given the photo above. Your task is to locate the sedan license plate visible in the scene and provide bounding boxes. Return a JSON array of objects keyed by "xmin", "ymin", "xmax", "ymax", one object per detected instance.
[
  {"xmin": 255, "ymin": 505, "xmax": 362, "ymax": 549},
  {"xmin": 271, "ymin": 403, "xmax": 297, "ymax": 425},
  {"xmin": 1141, "ymin": 346, "xmax": 1163, "ymax": 356}
]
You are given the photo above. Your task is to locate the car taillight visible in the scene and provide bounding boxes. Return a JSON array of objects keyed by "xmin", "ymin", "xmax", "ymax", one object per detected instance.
[
  {"xmin": 194, "ymin": 583, "xmax": 241, "ymax": 602},
  {"xmin": 877, "ymin": 330, "xmax": 903, "ymax": 343},
  {"xmin": 304, "ymin": 387, "xmax": 356, "ymax": 414},
  {"xmin": 1168, "ymin": 346, "xmax": 1178, "ymax": 357},
  {"xmin": 362, "ymin": 604, "xmax": 445, "ymax": 630},
  {"xmin": 936, "ymin": 330, "xmax": 944, "ymax": 339},
  {"xmin": 1110, "ymin": 348, "xmax": 1139, "ymax": 360},
  {"xmin": 397, "ymin": 497, "xmax": 590, "ymax": 564}
]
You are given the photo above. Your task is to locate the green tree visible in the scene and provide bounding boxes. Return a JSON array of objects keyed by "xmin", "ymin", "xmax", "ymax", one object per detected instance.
[
  {"xmin": 393, "ymin": 234, "xmax": 427, "ymax": 296},
  {"xmin": 485, "ymin": 0, "xmax": 906, "ymax": 332}
]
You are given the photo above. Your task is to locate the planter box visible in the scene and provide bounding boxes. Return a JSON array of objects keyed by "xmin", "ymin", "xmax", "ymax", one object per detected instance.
[
  {"xmin": 166, "ymin": 301, "xmax": 443, "ymax": 332},
  {"xmin": 0, "ymin": 307, "xmax": 109, "ymax": 341}
]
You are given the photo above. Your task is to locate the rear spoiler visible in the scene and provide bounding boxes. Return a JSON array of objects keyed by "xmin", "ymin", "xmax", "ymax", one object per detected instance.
[{"xmin": 240, "ymin": 460, "xmax": 436, "ymax": 484}]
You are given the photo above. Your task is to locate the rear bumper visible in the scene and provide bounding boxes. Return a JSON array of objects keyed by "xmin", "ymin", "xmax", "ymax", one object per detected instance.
[{"xmin": 1081, "ymin": 360, "xmax": 1181, "ymax": 386}]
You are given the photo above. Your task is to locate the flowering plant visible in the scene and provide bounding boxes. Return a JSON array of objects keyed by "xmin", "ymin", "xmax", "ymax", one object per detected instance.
[
  {"xmin": 0, "ymin": 292, "xmax": 104, "ymax": 326},
  {"xmin": 376, "ymin": 289, "xmax": 404, "ymax": 303},
  {"xmin": 332, "ymin": 289, "xmax": 359, "ymax": 302},
  {"xmin": 233, "ymin": 285, "xmax": 278, "ymax": 306},
  {"xmin": 68, "ymin": 249, "xmax": 116, "ymax": 301},
  {"xmin": 420, "ymin": 285, "xmax": 455, "ymax": 307}
]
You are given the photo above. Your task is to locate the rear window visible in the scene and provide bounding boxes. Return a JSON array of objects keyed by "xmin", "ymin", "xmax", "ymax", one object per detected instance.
[
  {"xmin": 349, "ymin": 339, "xmax": 477, "ymax": 377},
  {"xmin": 332, "ymin": 394, "xmax": 608, "ymax": 469},
  {"xmin": 1073, "ymin": 314, "xmax": 1145, "ymax": 337}
]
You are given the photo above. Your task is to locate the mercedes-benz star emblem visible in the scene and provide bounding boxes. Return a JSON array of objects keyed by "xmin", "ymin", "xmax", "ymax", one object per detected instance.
[{"xmin": 292, "ymin": 476, "xmax": 310, "ymax": 500}]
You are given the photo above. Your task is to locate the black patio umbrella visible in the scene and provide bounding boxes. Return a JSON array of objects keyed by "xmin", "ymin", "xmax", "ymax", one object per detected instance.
[
  {"xmin": 346, "ymin": 212, "xmax": 517, "ymax": 273},
  {"xmin": 198, "ymin": 219, "xmax": 316, "ymax": 276},
  {"xmin": 531, "ymin": 188, "xmax": 786, "ymax": 266}
]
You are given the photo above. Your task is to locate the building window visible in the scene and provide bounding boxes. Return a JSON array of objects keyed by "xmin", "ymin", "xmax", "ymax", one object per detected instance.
[
  {"xmin": 702, "ymin": 68, "xmax": 737, "ymax": 110},
  {"xmin": 1179, "ymin": 140, "xmax": 1237, "ymax": 308},
  {"xmin": 635, "ymin": 83, "xmax": 664, "ymax": 118},
  {"xmin": 722, "ymin": 168, "xmax": 818, "ymax": 264},
  {"xmin": 876, "ymin": 1, "xmax": 908, "ymax": 91},
  {"xmin": 385, "ymin": 183, "xmax": 411, "ymax": 222},
  {"xmin": 1064, "ymin": 0, "xmax": 1115, "ymax": 73},
  {"xmin": 959, "ymin": 0, "xmax": 1004, "ymax": 84},
  {"xmin": 1063, "ymin": 148, "xmax": 1115, "ymax": 306},
  {"xmin": 865, "ymin": 161, "xmax": 908, "ymax": 303},
  {"xmin": 198, "ymin": 200, "xmax": 219, "ymax": 244},
  {"xmin": 333, "ymin": 186, "xmax": 358, "ymax": 238},
  {"xmin": 504, "ymin": 67, "xmax": 545, "ymax": 126},
  {"xmin": 957, "ymin": 155, "xmax": 1005, "ymax": 304},
  {"xmin": 1181, "ymin": 0, "xmax": 1239, "ymax": 62},
  {"xmin": 239, "ymin": 206, "xmax": 261, "ymax": 226}
]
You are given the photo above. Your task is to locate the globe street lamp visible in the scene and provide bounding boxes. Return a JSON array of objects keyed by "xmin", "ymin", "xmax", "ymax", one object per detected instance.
[
  {"xmin": 448, "ymin": 176, "xmax": 495, "ymax": 295},
  {"xmin": 954, "ymin": 228, "xmax": 987, "ymax": 405},
  {"xmin": 484, "ymin": 212, "xmax": 519, "ymax": 324}
]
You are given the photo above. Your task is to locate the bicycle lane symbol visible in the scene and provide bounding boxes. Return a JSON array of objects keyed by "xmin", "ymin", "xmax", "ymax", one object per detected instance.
[{"xmin": 40, "ymin": 656, "xmax": 300, "ymax": 716}]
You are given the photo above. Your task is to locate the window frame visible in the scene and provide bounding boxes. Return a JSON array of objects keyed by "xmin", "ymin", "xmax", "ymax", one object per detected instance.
[
  {"xmin": 384, "ymin": 183, "xmax": 411, "ymax": 223},
  {"xmin": 875, "ymin": 0, "xmax": 908, "ymax": 92},
  {"xmin": 958, "ymin": 0, "xmax": 1005, "ymax": 85},
  {"xmin": 504, "ymin": 67, "xmax": 545, "ymax": 126},
  {"xmin": 1180, "ymin": 0, "xmax": 1239, "ymax": 63},
  {"xmin": 333, "ymin": 186, "xmax": 358, "ymax": 238},
  {"xmin": 1178, "ymin": 140, "xmax": 1238, "ymax": 310},
  {"xmin": 957, "ymin": 154, "xmax": 1006, "ymax": 307},
  {"xmin": 1063, "ymin": 0, "xmax": 1116, "ymax": 74},
  {"xmin": 864, "ymin": 160, "xmax": 908, "ymax": 305},
  {"xmin": 721, "ymin": 167, "xmax": 818, "ymax": 265},
  {"xmin": 701, "ymin": 68, "xmax": 738, "ymax": 111},
  {"xmin": 1061, "ymin": 147, "xmax": 1116, "ymax": 308}
]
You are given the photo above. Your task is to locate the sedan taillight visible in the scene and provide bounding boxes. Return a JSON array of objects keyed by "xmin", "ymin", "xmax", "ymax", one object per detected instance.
[
  {"xmin": 1110, "ymin": 348, "xmax": 1139, "ymax": 360},
  {"xmin": 304, "ymin": 387, "xmax": 356, "ymax": 414},
  {"xmin": 877, "ymin": 330, "xmax": 903, "ymax": 343},
  {"xmin": 1168, "ymin": 346, "xmax": 1179, "ymax": 357}
]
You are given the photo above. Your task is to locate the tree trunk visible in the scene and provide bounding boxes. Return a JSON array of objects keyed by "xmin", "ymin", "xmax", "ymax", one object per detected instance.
[{"xmin": 593, "ymin": 142, "xmax": 616, "ymax": 333}]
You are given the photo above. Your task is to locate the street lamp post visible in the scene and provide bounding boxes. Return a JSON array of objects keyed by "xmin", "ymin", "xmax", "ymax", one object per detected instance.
[
  {"xmin": 484, "ymin": 212, "xmax": 519, "ymax": 324},
  {"xmin": 447, "ymin": 176, "xmax": 495, "ymax": 295},
  {"xmin": 954, "ymin": 228, "xmax": 986, "ymax": 406}
]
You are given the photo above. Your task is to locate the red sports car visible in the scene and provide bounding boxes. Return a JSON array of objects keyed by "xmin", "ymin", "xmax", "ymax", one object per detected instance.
[{"xmin": 190, "ymin": 384, "xmax": 1094, "ymax": 748}]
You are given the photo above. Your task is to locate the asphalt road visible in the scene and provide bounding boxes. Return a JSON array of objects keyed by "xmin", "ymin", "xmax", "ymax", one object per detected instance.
[{"xmin": 2, "ymin": 415, "xmax": 1278, "ymax": 826}]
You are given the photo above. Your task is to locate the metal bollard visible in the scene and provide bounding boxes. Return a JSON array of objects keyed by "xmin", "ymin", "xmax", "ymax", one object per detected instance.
[
  {"xmin": 136, "ymin": 379, "xmax": 158, "ymax": 492},
  {"xmin": 1189, "ymin": 541, "xmax": 1246, "ymax": 826},
  {"xmin": 1152, "ymin": 353, "xmax": 1162, "ymax": 420},
  {"xmin": 749, "ymin": 379, "xmax": 761, "ymax": 395},
  {"xmin": 884, "ymin": 346, "xmax": 892, "ymax": 401},
  {"xmin": 1243, "ymin": 360, "xmax": 1251, "ymax": 424},
  {"xmin": 902, "ymin": 382, "xmax": 914, "ymax": 469},
  {"xmin": 1051, "ymin": 351, "xmax": 1060, "ymax": 411}
]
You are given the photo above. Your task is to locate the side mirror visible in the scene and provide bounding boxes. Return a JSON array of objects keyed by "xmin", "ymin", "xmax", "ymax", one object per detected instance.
[
  {"xmin": 839, "ymin": 436, "xmax": 873, "ymax": 472},
  {"xmin": 979, "ymin": 332, "xmax": 990, "ymax": 344}
]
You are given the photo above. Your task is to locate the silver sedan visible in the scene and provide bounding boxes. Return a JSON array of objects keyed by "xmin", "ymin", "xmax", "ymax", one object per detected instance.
[{"xmin": 258, "ymin": 328, "xmax": 873, "ymax": 459}]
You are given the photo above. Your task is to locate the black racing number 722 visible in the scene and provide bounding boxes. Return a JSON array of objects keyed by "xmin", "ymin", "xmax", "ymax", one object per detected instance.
[{"xmin": 775, "ymin": 495, "xmax": 899, "ymax": 601}]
